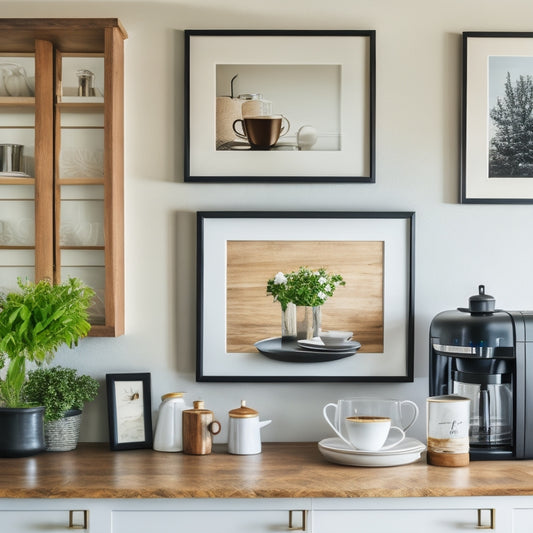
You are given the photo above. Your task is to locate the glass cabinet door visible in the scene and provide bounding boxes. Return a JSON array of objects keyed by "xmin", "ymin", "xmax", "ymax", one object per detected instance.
[
  {"xmin": 0, "ymin": 54, "xmax": 36, "ymax": 293},
  {"xmin": 56, "ymin": 54, "xmax": 107, "ymax": 326}
]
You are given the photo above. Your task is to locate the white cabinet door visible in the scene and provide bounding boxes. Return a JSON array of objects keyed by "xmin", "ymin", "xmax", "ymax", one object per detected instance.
[
  {"xmin": 312, "ymin": 509, "xmax": 496, "ymax": 533},
  {"xmin": 513, "ymin": 509, "xmax": 533, "ymax": 532},
  {"xmin": 112, "ymin": 510, "xmax": 302, "ymax": 533},
  {"xmin": 0, "ymin": 510, "xmax": 87, "ymax": 532}
]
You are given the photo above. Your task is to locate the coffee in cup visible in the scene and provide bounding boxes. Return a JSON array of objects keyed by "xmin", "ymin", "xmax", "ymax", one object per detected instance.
[{"xmin": 232, "ymin": 115, "xmax": 290, "ymax": 150}]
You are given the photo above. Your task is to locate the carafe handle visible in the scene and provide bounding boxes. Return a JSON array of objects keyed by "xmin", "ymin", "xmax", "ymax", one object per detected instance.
[
  {"xmin": 322, "ymin": 403, "xmax": 354, "ymax": 449},
  {"xmin": 400, "ymin": 400, "xmax": 419, "ymax": 432}
]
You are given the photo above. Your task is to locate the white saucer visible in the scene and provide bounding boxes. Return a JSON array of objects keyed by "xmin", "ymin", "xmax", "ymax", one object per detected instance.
[
  {"xmin": 298, "ymin": 338, "xmax": 361, "ymax": 352},
  {"xmin": 319, "ymin": 444, "xmax": 424, "ymax": 467},
  {"xmin": 319, "ymin": 437, "xmax": 426, "ymax": 456}
]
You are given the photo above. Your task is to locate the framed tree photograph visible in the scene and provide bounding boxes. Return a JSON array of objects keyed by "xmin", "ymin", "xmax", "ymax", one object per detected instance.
[
  {"xmin": 196, "ymin": 211, "xmax": 415, "ymax": 382},
  {"xmin": 106, "ymin": 373, "xmax": 153, "ymax": 451},
  {"xmin": 462, "ymin": 32, "xmax": 533, "ymax": 203},
  {"xmin": 185, "ymin": 30, "xmax": 375, "ymax": 183}
]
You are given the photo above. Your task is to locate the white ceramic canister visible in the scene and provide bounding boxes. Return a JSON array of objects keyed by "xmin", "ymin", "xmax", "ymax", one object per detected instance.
[
  {"xmin": 153, "ymin": 392, "xmax": 190, "ymax": 452},
  {"xmin": 426, "ymin": 395, "xmax": 471, "ymax": 467},
  {"xmin": 228, "ymin": 400, "xmax": 271, "ymax": 455}
]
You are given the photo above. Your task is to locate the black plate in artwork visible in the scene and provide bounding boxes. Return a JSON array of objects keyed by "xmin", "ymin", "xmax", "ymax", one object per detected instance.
[{"xmin": 254, "ymin": 337, "xmax": 360, "ymax": 363}]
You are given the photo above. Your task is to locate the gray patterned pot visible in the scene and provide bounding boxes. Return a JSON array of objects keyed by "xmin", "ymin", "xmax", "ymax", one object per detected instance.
[{"xmin": 44, "ymin": 409, "xmax": 82, "ymax": 452}]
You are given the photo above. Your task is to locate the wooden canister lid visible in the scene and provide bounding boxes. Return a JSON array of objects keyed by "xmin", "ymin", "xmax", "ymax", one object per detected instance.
[
  {"xmin": 161, "ymin": 392, "xmax": 184, "ymax": 401},
  {"xmin": 229, "ymin": 400, "xmax": 258, "ymax": 418}
]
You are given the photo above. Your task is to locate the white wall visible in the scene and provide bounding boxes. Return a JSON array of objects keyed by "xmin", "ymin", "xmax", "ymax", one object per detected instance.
[{"xmin": 2, "ymin": 0, "xmax": 533, "ymax": 445}]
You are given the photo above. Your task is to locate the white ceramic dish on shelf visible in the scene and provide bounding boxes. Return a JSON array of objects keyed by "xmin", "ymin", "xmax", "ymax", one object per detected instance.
[
  {"xmin": 297, "ymin": 338, "xmax": 361, "ymax": 352},
  {"xmin": 318, "ymin": 437, "xmax": 426, "ymax": 467}
]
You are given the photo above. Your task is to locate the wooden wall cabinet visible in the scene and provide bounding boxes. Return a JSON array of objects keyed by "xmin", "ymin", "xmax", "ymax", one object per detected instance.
[{"xmin": 0, "ymin": 19, "xmax": 127, "ymax": 336}]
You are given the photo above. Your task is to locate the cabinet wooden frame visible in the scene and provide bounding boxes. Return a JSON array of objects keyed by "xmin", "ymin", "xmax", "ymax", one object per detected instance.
[{"xmin": 0, "ymin": 19, "xmax": 126, "ymax": 336}]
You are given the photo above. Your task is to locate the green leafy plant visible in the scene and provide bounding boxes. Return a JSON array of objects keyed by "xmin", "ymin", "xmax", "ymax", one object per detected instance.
[
  {"xmin": 0, "ymin": 277, "xmax": 95, "ymax": 408},
  {"xmin": 25, "ymin": 366, "xmax": 99, "ymax": 421},
  {"xmin": 266, "ymin": 266, "xmax": 345, "ymax": 310}
]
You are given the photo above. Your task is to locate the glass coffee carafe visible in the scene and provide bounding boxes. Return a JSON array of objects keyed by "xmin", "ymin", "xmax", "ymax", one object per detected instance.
[{"xmin": 452, "ymin": 358, "xmax": 513, "ymax": 448}]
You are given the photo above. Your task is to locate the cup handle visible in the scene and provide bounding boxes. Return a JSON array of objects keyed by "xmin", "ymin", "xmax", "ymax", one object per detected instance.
[
  {"xmin": 279, "ymin": 115, "xmax": 290, "ymax": 137},
  {"xmin": 208, "ymin": 420, "xmax": 222, "ymax": 436},
  {"xmin": 380, "ymin": 425, "xmax": 405, "ymax": 450},
  {"xmin": 400, "ymin": 400, "xmax": 419, "ymax": 432},
  {"xmin": 323, "ymin": 403, "xmax": 354, "ymax": 449},
  {"xmin": 232, "ymin": 119, "xmax": 247, "ymax": 139}
]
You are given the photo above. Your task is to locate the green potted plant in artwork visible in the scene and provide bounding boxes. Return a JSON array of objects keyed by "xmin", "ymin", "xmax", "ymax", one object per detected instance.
[
  {"xmin": 25, "ymin": 365, "xmax": 99, "ymax": 452},
  {"xmin": 266, "ymin": 266, "xmax": 345, "ymax": 341},
  {"xmin": 0, "ymin": 277, "xmax": 94, "ymax": 457}
]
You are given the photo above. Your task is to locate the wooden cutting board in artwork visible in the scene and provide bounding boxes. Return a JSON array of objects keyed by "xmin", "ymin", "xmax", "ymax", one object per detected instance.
[{"xmin": 226, "ymin": 240, "xmax": 383, "ymax": 354}]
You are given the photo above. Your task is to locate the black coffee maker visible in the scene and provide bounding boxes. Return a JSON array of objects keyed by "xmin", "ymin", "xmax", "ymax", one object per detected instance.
[{"xmin": 430, "ymin": 285, "xmax": 533, "ymax": 459}]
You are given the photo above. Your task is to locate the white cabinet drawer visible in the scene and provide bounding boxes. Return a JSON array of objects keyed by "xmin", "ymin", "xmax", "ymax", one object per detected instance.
[
  {"xmin": 0, "ymin": 510, "xmax": 88, "ymax": 532},
  {"xmin": 312, "ymin": 508, "xmax": 496, "ymax": 533},
  {"xmin": 112, "ymin": 510, "xmax": 302, "ymax": 533}
]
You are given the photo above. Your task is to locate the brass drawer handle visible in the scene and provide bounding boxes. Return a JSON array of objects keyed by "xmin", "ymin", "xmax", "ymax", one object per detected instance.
[
  {"xmin": 477, "ymin": 508, "xmax": 495, "ymax": 529},
  {"xmin": 69, "ymin": 510, "xmax": 89, "ymax": 530},
  {"xmin": 288, "ymin": 510, "xmax": 307, "ymax": 531}
]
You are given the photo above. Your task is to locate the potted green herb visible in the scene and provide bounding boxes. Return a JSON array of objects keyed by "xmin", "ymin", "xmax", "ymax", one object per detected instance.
[
  {"xmin": 0, "ymin": 277, "xmax": 94, "ymax": 457},
  {"xmin": 25, "ymin": 366, "xmax": 99, "ymax": 451}
]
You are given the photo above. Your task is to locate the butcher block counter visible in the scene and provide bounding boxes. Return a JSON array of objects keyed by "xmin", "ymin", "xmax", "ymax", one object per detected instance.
[{"xmin": 1, "ymin": 442, "xmax": 533, "ymax": 499}]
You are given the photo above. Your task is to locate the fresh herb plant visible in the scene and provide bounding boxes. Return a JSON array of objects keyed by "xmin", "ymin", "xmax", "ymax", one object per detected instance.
[
  {"xmin": 25, "ymin": 365, "xmax": 99, "ymax": 421},
  {"xmin": 266, "ymin": 266, "xmax": 345, "ymax": 310},
  {"xmin": 0, "ymin": 277, "xmax": 94, "ymax": 408}
]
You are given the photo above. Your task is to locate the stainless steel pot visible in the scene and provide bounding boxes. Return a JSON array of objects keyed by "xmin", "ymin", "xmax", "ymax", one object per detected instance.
[{"xmin": 0, "ymin": 144, "xmax": 23, "ymax": 172}]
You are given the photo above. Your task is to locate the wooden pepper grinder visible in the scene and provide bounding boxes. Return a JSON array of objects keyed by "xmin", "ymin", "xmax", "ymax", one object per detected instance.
[{"xmin": 182, "ymin": 400, "xmax": 221, "ymax": 455}]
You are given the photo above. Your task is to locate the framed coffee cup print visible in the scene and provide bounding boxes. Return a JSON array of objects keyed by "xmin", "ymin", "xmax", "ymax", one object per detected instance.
[
  {"xmin": 196, "ymin": 211, "xmax": 415, "ymax": 382},
  {"xmin": 185, "ymin": 30, "xmax": 376, "ymax": 183},
  {"xmin": 461, "ymin": 32, "xmax": 533, "ymax": 203}
]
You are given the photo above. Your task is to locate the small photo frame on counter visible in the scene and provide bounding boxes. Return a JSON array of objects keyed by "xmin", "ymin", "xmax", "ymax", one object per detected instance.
[
  {"xmin": 461, "ymin": 32, "xmax": 533, "ymax": 203},
  {"xmin": 106, "ymin": 373, "xmax": 153, "ymax": 451},
  {"xmin": 184, "ymin": 30, "xmax": 376, "ymax": 183}
]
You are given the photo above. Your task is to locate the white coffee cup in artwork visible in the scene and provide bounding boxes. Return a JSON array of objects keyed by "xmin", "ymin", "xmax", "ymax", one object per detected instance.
[
  {"xmin": 344, "ymin": 416, "xmax": 405, "ymax": 451},
  {"xmin": 319, "ymin": 330, "xmax": 353, "ymax": 346}
]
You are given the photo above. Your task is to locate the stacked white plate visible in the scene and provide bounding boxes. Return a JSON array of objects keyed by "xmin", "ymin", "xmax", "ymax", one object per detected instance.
[
  {"xmin": 297, "ymin": 338, "xmax": 361, "ymax": 352},
  {"xmin": 318, "ymin": 437, "xmax": 426, "ymax": 467}
]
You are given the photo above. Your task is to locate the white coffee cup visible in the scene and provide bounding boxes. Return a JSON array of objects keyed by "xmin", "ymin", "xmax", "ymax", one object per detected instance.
[{"xmin": 344, "ymin": 416, "xmax": 405, "ymax": 451}]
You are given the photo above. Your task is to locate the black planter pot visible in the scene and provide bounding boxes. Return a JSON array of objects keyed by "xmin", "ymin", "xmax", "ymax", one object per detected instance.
[{"xmin": 0, "ymin": 406, "xmax": 45, "ymax": 457}]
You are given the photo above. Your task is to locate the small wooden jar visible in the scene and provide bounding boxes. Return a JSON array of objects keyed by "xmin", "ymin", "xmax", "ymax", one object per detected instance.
[{"xmin": 182, "ymin": 400, "xmax": 221, "ymax": 455}]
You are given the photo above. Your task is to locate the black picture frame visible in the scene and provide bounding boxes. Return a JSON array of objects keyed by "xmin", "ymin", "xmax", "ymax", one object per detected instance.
[
  {"xmin": 196, "ymin": 211, "xmax": 415, "ymax": 382},
  {"xmin": 106, "ymin": 373, "xmax": 153, "ymax": 451},
  {"xmin": 461, "ymin": 32, "xmax": 533, "ymax": 203},
  {"xmin": 184, "ymin": 30, "xmax": 376, "ymax": 183}
]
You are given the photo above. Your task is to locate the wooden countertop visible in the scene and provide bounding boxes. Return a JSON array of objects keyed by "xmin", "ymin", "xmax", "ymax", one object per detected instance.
[{"xmin": 1, "ymin": 442, "xmax": 533, "ymax": 499}]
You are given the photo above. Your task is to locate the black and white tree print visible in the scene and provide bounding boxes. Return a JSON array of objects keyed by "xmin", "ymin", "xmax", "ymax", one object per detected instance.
[{"xmin": 489, "ymin": 72, "xmax": 533, "ymax": 178}]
